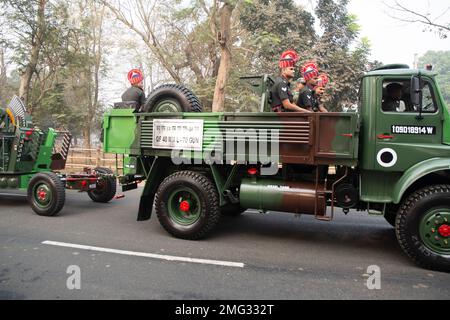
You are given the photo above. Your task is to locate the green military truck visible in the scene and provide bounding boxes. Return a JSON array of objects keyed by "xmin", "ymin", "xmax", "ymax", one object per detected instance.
[{"xmin": 103, "ymin": 65, "xmax": 450, "ymax": 272}]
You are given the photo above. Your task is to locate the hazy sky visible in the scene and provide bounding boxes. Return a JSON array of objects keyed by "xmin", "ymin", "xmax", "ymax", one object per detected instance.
[{"xmin": 297, "ymin": 0, "xmax": 449, "ymax": 66}]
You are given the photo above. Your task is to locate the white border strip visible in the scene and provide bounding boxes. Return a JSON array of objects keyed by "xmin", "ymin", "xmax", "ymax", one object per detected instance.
[{"xmin": 42, "ymin": 240, "xmax": 244, "ymax": 268}]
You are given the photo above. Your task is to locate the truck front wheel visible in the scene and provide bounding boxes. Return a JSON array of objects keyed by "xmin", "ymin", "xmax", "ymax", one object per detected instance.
[
  {"xmin": 155, "ymin": 171, "xmax": 221, "ymax": 240},
  {"xmin": 396, "ymin": 185, "xmax": 450, "ymax": 272}
]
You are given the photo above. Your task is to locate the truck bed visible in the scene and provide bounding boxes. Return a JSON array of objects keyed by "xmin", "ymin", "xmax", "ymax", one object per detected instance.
[{"xmin": 103, "ymin": 110, "xmax": 359, "ymax": 166}]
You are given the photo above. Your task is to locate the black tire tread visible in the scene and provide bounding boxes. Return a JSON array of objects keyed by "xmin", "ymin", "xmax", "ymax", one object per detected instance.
[
  {"xmin": 144, "ymin": 84, "xmax": 202, "ymax": 113},
  {"xmin": 155, "ymin": 170, "xmax": 220, "ymax": 240},
  {"xmin": 396, "ymin": 184, "xmax": 450, "ymax": 272},
  {"xmin": 88, "ymin": 167, "xmax": 117, "ymax": 203}
]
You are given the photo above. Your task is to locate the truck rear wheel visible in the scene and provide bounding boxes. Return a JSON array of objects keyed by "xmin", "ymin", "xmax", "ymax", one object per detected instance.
[
  {"xmin": 27, "ymin": 172, "xmax": 65, "ymax": 216},
  {"xmin": 143, "ymin": 84, "xmax": 203, "ymax": 113},
  {"xmin": 155, "ymin": 171, "xmax": 220, "ymax": 240},
  {"xmin": 396, "ymin": 185, "xmax": 450, "ymax": 272},
  {"xmin": 87, "ymin": 167, "xmax": 117, "ymax": 203}
]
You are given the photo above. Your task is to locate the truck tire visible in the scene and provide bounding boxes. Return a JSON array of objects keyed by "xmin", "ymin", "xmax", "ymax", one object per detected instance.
[
  {"xmin": 155, "ymin": 171, "xmax": 220, "ymax": 240},
  {"xmin": 27, "ymin": 172, "xmax": 65, "ymax": 216},
  {"xmin": 143, "ymin": 84, "xmax": 203, "ymax": 113},
  {"xmin": 220, "ymin": 204, "xmax": 247, "ymax": 217},
  {"xmin": 396, "ymin": 185, "xmax": 450, "ymax": 272},
  {"xmin": 87, "ymin": 167, "xmax": 117, "ymax": 203}
]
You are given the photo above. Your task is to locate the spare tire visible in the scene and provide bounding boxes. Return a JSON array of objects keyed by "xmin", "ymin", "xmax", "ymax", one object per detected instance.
[{"xmin": 143, "ymin": 84, "xmax": 202, "ymax": 113}]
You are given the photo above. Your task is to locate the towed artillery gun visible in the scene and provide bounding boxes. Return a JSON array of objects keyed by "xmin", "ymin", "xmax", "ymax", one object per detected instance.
[
  {"xmin": 103, "ymin": 65, "xmax": 450, "ymax": 272},
  {"xmin": 0, "ymin": 96, "xmax": 116, "ymax": 216}
]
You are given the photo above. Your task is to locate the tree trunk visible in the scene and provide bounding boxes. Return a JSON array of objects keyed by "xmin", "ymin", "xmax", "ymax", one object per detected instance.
[
  {"xmin": 18, "ymin": 0, "xmax": 47, "ymax": 108},
  {"xmin": 0, "ymin": 48, "xmax": 5, "ymax": 82},
  {"xmin": 212, "ymin": 2, "xmax": 235, "ymax": 112}
]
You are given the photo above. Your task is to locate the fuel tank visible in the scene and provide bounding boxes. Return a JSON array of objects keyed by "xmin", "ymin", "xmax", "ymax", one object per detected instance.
[{"xmin": 239, "ymin": 178, "xmax": 326, "ymax": 215}]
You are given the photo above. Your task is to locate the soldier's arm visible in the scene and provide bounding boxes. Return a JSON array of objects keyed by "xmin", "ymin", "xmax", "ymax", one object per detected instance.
[
  {"xmin": 139, "ymin": 91, "xmax": 146, "ymax": 110},
  {"xmin": 278, "ymin": 84, "xmax": 311, "ymax": 112},
  {"xmin": 282, "ymin": 99, "xmax": 312, "ymax": 112},
  {"xmin": 319, "ymin": 104, "xmax": 328, "ymax": 112}
]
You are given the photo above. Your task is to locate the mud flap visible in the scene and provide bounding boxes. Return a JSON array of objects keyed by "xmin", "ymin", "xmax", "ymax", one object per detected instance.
[{"xmin": 137, "ymin": 157, "xmax": 169, "ymax": 221}]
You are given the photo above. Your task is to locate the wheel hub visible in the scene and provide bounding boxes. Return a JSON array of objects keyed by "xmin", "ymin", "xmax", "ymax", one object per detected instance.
[
  {"xmin": 154, "ymin": 99, "xmax": 181, "ymax": 113},
  {"xmin": 438, "ymin": 224, "xmax": 450, "ymax": 238},
  {"xmin": 168, "ymin": 188, "xmax": 201, "ymax": 226},
  {"xmin": 420, "ymin": 210, "xmax": 450, "ymax": 253},
  {"xmin": 179, "ymin": 200, "xmax": 191, "ymax": 212},
  {"xmin": 33, "ymin": 183, "xmax": 52, "ymax": 209},
  {"xmin": 38, "ymin": 190, "xmax": 47, "ymax": 201}
]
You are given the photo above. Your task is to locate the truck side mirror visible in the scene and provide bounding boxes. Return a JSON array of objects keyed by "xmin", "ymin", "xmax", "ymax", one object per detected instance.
[
  {"xmin": 411, "ymin": 75, "xmax": 424, "ymax": 120},
  {"xmin": 410, "ymin": 75, "xmax": 422, "ymax": 109}
]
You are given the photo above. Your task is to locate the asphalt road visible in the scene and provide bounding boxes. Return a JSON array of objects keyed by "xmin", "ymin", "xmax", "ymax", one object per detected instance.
[{"xmin": 0, "ymin": 187, "xmax": 449, "ymax": 300}]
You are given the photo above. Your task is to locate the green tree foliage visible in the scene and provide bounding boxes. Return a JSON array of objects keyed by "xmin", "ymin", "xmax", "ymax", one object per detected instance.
[
  {"xmin": 306, "ymin": 0, "xmax": 371, "ymax": 111},
  {"xmin": 240, "ymin": 0, "xmax": 316, "ymax": 74},
  {"xmin": 1, "ymin": 0, "xmax": 108, "ymax": 146},
  {"xmin": 236, "ymin": 0, "xmax": 373, "ymax": 111},
  {"xmin": 419, "ymin": 51, "xmax": 450, "ymax": 106},
  {"xmin": 2, "ymin": 0, "xmax": 75, "ymax": 123}
]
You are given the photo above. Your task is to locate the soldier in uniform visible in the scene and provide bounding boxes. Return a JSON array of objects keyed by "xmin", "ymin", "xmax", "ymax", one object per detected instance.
[
  {"xmin": 121, "ymin": 69, "xmax": 146, "ymax": 112},
  {"xmin": 312, "ymin": 73, "xmax": 329, "ymax": 112},
  {"xmin": 382, "ymin": 82, "xmax": 406, "ymax": 112},
  {"xmin": 297, "ymin": 62, "xmax": 328, "ymax": 113},
  {"xmin": 270, "ymin": 50, "xmax": 311, "ymax": 113}
]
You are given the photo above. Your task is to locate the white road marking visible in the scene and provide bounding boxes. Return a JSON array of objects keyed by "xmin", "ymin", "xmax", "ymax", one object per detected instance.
[{"xmin": 42, "ymin": 240, "xmax": 245, "ymax": 268}]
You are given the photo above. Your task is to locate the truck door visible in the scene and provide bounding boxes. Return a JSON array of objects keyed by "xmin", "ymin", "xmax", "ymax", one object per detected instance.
[{"xmin": 375, "ymin": 77, "xmax": 442, "ymax": 171}]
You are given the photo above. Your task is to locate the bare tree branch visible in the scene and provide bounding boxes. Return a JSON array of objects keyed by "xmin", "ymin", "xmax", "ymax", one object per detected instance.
[{"xmin": 384, "ymin": 1, "xmax": 449, "ymax": 38}]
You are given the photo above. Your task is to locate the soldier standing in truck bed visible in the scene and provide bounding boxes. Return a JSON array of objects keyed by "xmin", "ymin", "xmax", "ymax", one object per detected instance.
[
  {"xmin": 297, "ymin": 62, "xmax": 328, "ymax": 113},
  {"xmin": 312, "ymin": 73, "xmax": 329, "ymax": 112},
  {"xmin": 121, "ymin": 69, "xmax": 146, "ymax": 112},
  {"xmin": 270, "ymin": 50, "xmax": 311, "ymax": 113}
]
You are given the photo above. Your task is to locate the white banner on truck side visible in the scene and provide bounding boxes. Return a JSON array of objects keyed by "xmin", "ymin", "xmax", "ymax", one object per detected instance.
[{"xmin": 152, "ymin": 119, "xmax": 204, "ymax": 151}]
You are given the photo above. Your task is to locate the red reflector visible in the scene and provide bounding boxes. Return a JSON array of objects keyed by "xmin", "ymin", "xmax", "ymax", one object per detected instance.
[
  {"xmin": 81, "ymin": 180, "xmax": 88, "ymax": 187},
  {"xmin": 180, "ymin": 200, "xmax": 190, "ymax": 212},
  {"xmin": 438, "ymin": 224, "xmax": 450, "ymax": 238},
  {"xmin": 247, "ymin": 168, "xmax": 258, "ymax": 175},
  {"xmin": 26, "ymin": 131, "xmax": 33, "ymax": 136}
]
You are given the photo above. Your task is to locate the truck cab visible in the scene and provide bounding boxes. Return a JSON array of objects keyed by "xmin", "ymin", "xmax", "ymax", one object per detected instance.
[{"xmin": 359, "ymin": 65, "xmax": 450, "ymax": 205}]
